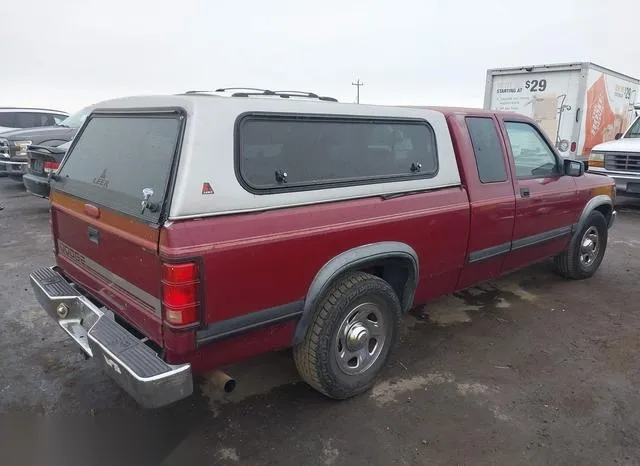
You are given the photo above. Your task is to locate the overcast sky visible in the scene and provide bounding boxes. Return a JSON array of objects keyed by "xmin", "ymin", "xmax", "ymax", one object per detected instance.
[{"xmin": 1, "ymin": 0, "xmax": 638, "ymax": 114}]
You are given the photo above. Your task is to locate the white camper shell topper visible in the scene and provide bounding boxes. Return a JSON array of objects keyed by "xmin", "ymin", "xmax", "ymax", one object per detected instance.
[{"xmin": 56, "ymin": 90, "xmax": 462, "ymax": 221}]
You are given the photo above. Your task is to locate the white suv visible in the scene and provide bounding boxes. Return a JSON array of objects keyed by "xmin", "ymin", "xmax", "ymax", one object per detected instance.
[{"xmin": 0, "ymin": 107, "xmax": 69, "ymax": 133}]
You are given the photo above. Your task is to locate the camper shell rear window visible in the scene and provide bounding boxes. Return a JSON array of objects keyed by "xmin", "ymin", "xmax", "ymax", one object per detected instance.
[{"xmin": 53, "ymin": 110, "xmax": 184, "ymax": 223}]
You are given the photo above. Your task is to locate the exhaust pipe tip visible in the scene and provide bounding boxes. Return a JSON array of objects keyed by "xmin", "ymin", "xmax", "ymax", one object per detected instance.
[
  {"xmin": 223, "ymin": 378, "xmax": 236, "ymax": 393},
  {"xmin": 210, "ymin": 370, "xmax": 236, "ymax": 394}
]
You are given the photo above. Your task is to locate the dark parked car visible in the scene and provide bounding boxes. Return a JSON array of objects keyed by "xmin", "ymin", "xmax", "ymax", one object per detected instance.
[
  {"xmin": 23, "ymin": 141, "xmax": 70, "ymax": 198},
  {"xmin": 0, "ymin": 105, "xmax": 93, "ymax": 179}
]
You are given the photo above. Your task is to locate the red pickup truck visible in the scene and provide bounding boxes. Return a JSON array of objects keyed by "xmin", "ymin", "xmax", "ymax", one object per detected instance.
[{"xmin": 30, "ymin": 91, "xmax": 616, "ymax": 408}]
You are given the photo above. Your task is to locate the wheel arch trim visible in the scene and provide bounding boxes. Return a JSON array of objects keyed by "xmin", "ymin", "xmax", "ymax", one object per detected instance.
[
  {"xmin": 292, "ymin": 241, "xmax": 419, "ymax": 345},
  {"xmin": 576, "ymin": 195, "xmax": 613, "ymax": 236}
]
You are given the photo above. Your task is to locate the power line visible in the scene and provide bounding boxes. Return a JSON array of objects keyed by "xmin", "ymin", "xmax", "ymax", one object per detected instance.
[{"xmin": 352, "ymin": 79, "xmax": 364, "ymax": 104}]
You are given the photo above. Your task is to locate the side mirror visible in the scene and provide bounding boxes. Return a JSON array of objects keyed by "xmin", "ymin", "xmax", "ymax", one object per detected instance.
[
  {"xmin": 564, "ymin": 158, "xmax": 584, "ymax": 177},
  {"xmin": 615, "ymin": 132, "xmax": 623, "ymax": 140}
]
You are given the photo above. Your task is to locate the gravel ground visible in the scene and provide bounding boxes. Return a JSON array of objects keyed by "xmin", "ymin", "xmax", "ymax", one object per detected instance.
[{"xmin": 1, "ymin": 177, "xmax": 640, "ymax": 466}]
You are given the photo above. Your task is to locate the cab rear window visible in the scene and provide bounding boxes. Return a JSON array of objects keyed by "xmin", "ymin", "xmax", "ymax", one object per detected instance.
[{"xmin": 54, "ymin": 113, "xmax": 182, "ymax": 223}]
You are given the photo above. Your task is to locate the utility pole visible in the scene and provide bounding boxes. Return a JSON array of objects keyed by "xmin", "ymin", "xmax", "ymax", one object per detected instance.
[{"xmin": 352, "ymin": 79, "xmax": 364, "ymax": 104}]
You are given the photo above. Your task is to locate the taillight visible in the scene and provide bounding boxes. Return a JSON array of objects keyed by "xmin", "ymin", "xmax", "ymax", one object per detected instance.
[
  {"xmin": 44, "ymin": 161, "xmax": 59, "ymax": 173},
  {"xmin": 161, "ymin": 262, "xmax": 200, "ymax": 327}
]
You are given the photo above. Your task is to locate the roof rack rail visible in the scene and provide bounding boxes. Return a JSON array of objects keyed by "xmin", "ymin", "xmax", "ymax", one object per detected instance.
[
  {"xmin": 215, "ymin": 87, "xmax": 276, "ymax": 94},
  {"xmin": 184, "ymin": 88, "xmax": 275, "ymax": 95},
  {"xmin": 272, "ymin": 90, "xmax": 338, "ymax": 102},
  {"xmin": 184, "ymin": 88, "xmax": 338, "ymax": 102}
]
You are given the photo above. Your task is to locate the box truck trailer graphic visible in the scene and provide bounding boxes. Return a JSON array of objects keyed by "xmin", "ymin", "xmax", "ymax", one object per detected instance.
[
  {"xmin": 583, "ymin": 73, "xmax": 639, "ymax": 155},
  {"xmin": 521, "ymin": 93, "xmax": 574, "ymax": 151},
  {"xmin": 485, "ymin": 63, "xmax": 640, "ymax": 160}
]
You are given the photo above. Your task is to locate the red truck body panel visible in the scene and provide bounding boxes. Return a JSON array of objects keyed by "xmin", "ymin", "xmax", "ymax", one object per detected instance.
[
  {"xmin": 445, "ymin": 111, "xmax": 517, "ymax": 289},
  {"xmin": 494, "ymin": 114, "xmax": 584, "ymax": 272},
  {"xmin": 160, "ymin": 187, "xmax": 471, "ymax": 364}
]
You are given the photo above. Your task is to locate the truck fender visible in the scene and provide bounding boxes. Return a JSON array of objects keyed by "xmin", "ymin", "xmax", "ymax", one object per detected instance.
[
  {"xmin": 575, "ymin": 194, "xmax": 614, "ymax": 236},
  {"xmin": 292, "ymin": 242, "xmax": 419, "ymax": 345}
]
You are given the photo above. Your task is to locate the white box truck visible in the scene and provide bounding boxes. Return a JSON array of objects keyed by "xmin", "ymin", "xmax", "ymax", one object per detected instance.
[{"xmin": 484, "ymin": 62, "xmax": 640, "ymax": 161}]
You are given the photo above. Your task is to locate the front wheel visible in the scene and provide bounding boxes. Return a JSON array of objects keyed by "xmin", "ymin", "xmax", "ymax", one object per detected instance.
[
  {"xmin": 554, "ymin": 210, "xmax": 608, "ymax": 279},
  {"xmin": 293, "ymin": 271, "xmax": 401, "ymax": 400}
]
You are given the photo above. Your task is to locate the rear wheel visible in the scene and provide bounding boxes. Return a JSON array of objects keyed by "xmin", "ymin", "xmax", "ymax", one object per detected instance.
[
  {"xmin": 554, "ymin": 211, "xmax": 608, "ymax": 279},
  {"xmin": 293, "ymin": 271, "xmax": 401, "ymax": 399}
]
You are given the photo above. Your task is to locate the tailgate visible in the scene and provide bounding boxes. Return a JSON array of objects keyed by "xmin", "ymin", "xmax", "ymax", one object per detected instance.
[{"xmin": 49, "ymin": 110, "xmax": 184, "ymax": 345}]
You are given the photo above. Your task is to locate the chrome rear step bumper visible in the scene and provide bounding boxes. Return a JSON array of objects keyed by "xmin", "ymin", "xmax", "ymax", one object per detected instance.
[{"xmin": 30, "ymin": 266, "xmax": 193, "ymax": 408}]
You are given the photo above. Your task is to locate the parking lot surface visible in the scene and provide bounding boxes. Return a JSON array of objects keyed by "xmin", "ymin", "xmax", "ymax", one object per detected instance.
[{"xmin": 1, "ymin": 177, "xmax": 640, "ymax": 465}]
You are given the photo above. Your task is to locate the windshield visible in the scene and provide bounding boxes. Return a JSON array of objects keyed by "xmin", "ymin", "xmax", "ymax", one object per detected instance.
[
  {"xmin": 58, "ymin": 106, "xmax": 93, "ymax": 128},
  {"xmin": 625, "ymin": 116, "xmax": 640, "ymax": 138}
]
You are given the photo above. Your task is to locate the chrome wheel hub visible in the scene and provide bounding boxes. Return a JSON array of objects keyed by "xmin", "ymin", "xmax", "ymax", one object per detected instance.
[
  {"xmin": 580, "ymin": 226, "xmax": 600, "ymax": 266},
  {"xmin": 346, "ymin": 323, "xmax": 369, "ymax": 351},
  {"xmin": 335, "ymin": 302, "xmax": 386, "ymax": 376}
]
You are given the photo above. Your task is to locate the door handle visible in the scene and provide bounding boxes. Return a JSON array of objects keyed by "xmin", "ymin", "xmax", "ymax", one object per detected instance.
[{"xmin": 520, "ymin": 187, "xmax": 530, "ymax": 198}]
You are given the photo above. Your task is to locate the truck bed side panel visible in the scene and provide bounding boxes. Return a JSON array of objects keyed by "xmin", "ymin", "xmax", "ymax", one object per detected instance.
[{"xmin": 160, "ymin": 188, "xmax": 471, "ymax": 366}]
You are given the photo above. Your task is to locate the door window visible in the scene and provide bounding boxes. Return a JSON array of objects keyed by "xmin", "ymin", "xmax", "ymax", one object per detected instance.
[
  {"xmin": 15, "ymin": 112, "xmax": 47, "ymax": 128},
  {"xmin": 466, "ymin": 117, "xmax": 507, "ymax": 183},
  {"xmin": 504, "ymin": 122, "xmax": 559, "ymax": 179},
  {"xmin": 0, "ymin": 113, "xmax": 17, "ymax": 128}
]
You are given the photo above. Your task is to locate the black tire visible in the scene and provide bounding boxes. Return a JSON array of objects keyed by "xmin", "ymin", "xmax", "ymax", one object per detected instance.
[
  {"xmin": 554, "ymin": 210, "xmax": 608, "ymax": 280},
  {"xmin": 293, "ymin": 271, "xmax": 401, "ymax": 400}
]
